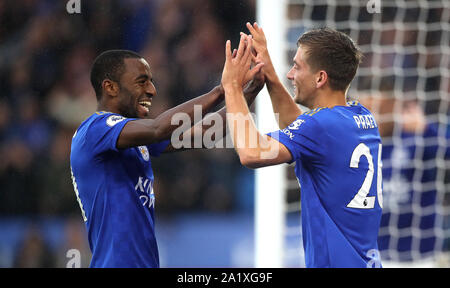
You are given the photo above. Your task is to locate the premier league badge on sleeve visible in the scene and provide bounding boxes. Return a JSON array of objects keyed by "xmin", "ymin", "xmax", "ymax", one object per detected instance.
[
  {"xmin": 106, "ymin": 115, "xmax": 126, "ymax": 127},
  {"xmin": 138, "ymin": 146, "xmax": 150, "ymax": 161}
]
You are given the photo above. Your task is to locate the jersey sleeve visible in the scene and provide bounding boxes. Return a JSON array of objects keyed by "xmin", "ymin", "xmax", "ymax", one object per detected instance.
[
  {"xmin": 148, "ymin": 140, "xmax": 170, "ymax": 157},
  {"xmin": 266, "ymin": 115, "xmax": 325, "ymax": 162},
  {"xmin": 87, "ymin": 113, "xmax": 137, "ymax": 155}
]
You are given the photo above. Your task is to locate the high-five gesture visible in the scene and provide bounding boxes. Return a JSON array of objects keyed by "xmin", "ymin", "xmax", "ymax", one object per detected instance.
[
  {"xmin": 244, "ymin": 22, "xmax": 273, "ymax": 76},
  {"xmin": 221, "ymin": 34, "xmax": 264, "ymax": 91},
  {"xmin": 221, "ymin": 34, "xmax": 292, "ymax": 168},
  {"xmin": 244, "ymin": 22, "xmax": 302, "ymax": 129}
]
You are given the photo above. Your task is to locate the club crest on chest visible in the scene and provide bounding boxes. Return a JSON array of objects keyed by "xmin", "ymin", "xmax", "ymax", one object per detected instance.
[{"xmin": 138, "ymin": 146, "xmax": 149, "ymax": 161}]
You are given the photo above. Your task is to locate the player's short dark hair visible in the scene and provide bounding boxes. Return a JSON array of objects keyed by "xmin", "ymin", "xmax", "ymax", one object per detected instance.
[
  {"xmin": 90, "ymin": 49, "xmax": 143, "ymax": 101},
  {"xmin": 297, "ymin": 28, "xmax": 362, "ymax": 91}
]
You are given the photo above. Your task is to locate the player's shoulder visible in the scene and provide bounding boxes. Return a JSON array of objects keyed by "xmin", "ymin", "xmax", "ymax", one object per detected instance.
[
  {"xmin": 344, "ymin": 100, "xmax": 374, "ymax": 114},
  {"xmin": 329, "ymin": 100, "xmax": 374, "ymax": 117},
  {"xmin": 298, "ymin": 101, "xmax": 373, "ymax": 125},
  {"xmin": 283, "ymin": 109, "xmax": 325, "ymax": 135},
  {"xmin": 286, "ymin": 107, "xmax": 330, "ymax": 132},
  {"xmin": 91, "ymin": 111, "xmax": 128, "ymax": 126},
  {"xmin": 301, "ymin": 107, "xmax": 328, "ymax": 118},
  {"xmin": 347, "ymin": 100, "xmax": 372, "ymax": 112},
  {"xmin": 347, "ymin": 100, "xmax": 360, "ymax": 107},
  {"xmin": 73, "ymin": 111, "xmax": 129, "ymax": 141},
  {"xmin": 80, "ymin": 111, "xmax": 129, "ymax": 130},
  {"xmin": 289, "ymin": 101, "xmax": 371, "ymax": 127},
  {"xmin": 300, "ymin": 106, "xmax": 335, "ymax": 125}
]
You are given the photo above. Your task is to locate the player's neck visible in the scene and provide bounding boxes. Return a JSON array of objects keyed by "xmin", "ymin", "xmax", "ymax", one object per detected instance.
[
  {"xmin": 312, "ymin": 89, "xmax": 347, "ymax": 109},
  {"xmin": 97, "ymin": 101, "xmax": 119, "ymax": 115}
]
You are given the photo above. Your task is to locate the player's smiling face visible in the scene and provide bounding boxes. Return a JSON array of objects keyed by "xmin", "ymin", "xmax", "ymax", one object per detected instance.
[
  {"xmin": 117, "ymin": 58, "xmax": 156, "ymax": 119},
  {"xmin": 287, "ymin": 46, "xmax": 318, "ymax": 108}
]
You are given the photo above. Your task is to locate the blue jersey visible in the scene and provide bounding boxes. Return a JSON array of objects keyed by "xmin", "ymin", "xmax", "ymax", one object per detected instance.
[
  {"xmin": 70, "ymin": 111, "xmax": 169, "ymax": 268},
  {"xmin": 268, "ymin": 102, "xmax": 383, "ymax": 268}
]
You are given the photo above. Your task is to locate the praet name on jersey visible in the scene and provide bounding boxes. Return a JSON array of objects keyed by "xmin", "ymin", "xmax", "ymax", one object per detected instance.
[{"xmin": 353, "ymin": 114, "xmax": 378, "ymax": 130}]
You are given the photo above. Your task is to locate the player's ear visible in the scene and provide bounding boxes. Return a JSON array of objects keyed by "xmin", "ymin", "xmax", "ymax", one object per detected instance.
[
  {"xmin": 316, "ymin": 70, "xmax": 328, "ymax": 89},
  {"xmin": 102, "ymin": 79, "xmax": 119, "ymax": 97}
]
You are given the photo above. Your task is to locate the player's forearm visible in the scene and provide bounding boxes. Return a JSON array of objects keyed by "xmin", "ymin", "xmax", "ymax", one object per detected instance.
[
  {"xmin": 224, "ymin": 85, "xmax": 268, "ymax": 166},
  {"xmin": 266, "ymin": 76, "xmax": 302, "ymax": 129},
  {"xmin": 117, "ymin": 86, "xmax": 224, "ymax": 148},
  {"xmin": 152, "ymin": 85, "xmax": 224, "ymax": 140},
  {"xmin": 246, "ymin": 21, "xmax": 300, "ymax": 126},
  {"xmin": 178, "ymin": 84, "xmax": 261, "ymax": 150}
]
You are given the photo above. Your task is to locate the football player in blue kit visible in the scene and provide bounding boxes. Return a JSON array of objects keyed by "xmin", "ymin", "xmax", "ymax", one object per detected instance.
[
  {"xmin": 70, "ymin": 50, "xmax": 264, "ymax": 267},
  {"xmin": 222, "ymin": 25, "xmax": 383, "ymax": 267}
]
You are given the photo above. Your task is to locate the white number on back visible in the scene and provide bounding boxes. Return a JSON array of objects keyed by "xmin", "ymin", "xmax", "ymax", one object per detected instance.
[
  {"xmin": 347, "ymin": 143, "xmax": 383, "ymax": 209},
  {"xmin": 71, "ymin": 167, "xmax": 87, "ymax": 221}
]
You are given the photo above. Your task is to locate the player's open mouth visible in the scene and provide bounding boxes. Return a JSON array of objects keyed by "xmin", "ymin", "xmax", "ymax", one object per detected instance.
[{"xmin": 138, "ymin": 100, "xmax": 152, "ymax": 113}]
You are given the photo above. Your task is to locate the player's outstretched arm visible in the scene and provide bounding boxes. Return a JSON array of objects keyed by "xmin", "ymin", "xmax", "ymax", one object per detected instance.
[
  {"xmin": 245, "ymin": 22, "xmax": 302, "ymax": 129},
  {"xmin": 164, "ymin": 72, "xmax": 265, "ymax": 152},
  {"xmin": 116, "ymin": 85, "xmax": 224, "ymax": 149},
  {"xmin": 222, "ymin": 35, "xmax": 292, "ymax": 168}
]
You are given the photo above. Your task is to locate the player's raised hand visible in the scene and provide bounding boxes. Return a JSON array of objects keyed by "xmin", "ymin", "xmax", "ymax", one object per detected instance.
[
  {"xmin": 221, "ymin": 34, "xmax": 264, "ymax": 91},
  {"xmin": 245, "ymin": 22, "xmax": 270, "ymax": 66},
  {"xmin": 244, "ymin": 68, "xmax": 265, "ymax": 95}
]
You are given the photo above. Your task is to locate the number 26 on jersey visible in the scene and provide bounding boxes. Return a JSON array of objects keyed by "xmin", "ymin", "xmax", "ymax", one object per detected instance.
[{"xmin": 347, "ymin": 143, "xmax": 383, "ymax": 209}]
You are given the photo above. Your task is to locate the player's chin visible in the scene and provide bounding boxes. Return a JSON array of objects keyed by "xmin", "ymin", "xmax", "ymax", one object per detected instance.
[
  {"xmin": 295, "ymin": 95, "xmax": 311, "ymax": 108},
  {"xmin": 139, "ymin": 112, "xmax": 150, "ymax": 119},
  {"xmin": 136, "ymin": 105, "xmax": 150, "ymax": 119},
  {"xmin": 294, "ymin": 94, "xmax": 302, "ymax": 104}
]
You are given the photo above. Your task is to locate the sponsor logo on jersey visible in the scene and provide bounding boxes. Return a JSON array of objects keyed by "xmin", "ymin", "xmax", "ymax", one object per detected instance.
[
  {"xmin": 280, "ymin": 119, "xmax": 305, "ymax": 140},
  {"xmin": 106, "ymin": 115, "xmax": 126, "ymax": 127},
  {"xmin": 281, "ymin": 128, "xmax": 295, "ymax": 140},
  {"xmin": 135, "ymin": 176, "xmax": 155, "ymax": 209},
  {"xmin": 138, "ymin": 146, "xmax": 150, "ymax": 161}
]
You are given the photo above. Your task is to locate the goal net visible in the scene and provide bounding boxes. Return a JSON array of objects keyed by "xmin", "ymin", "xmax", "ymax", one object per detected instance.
[{"xmin": 255, "ymin": 0, "xmax": 450, "ymax": 267}]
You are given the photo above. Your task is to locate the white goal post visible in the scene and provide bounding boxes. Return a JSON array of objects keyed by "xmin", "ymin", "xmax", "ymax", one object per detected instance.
[{"xmin": 254, "ymin": 0, "xmax": 288, "ymax": 268}]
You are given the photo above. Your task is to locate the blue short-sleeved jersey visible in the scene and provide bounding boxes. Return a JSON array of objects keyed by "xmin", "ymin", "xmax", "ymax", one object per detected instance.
[
  {"xmin": 70, "ymin": 111, "xmax": 169, "ymax": 268},
  {"xmin": 268, "ymin": 102, "xmax": 383, "ymax": 268}
]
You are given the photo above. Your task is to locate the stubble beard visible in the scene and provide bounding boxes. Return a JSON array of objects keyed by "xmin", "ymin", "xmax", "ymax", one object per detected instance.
[{"xmin": 118, "ymin": 87, "xmax": 140, "ymax": 119}]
